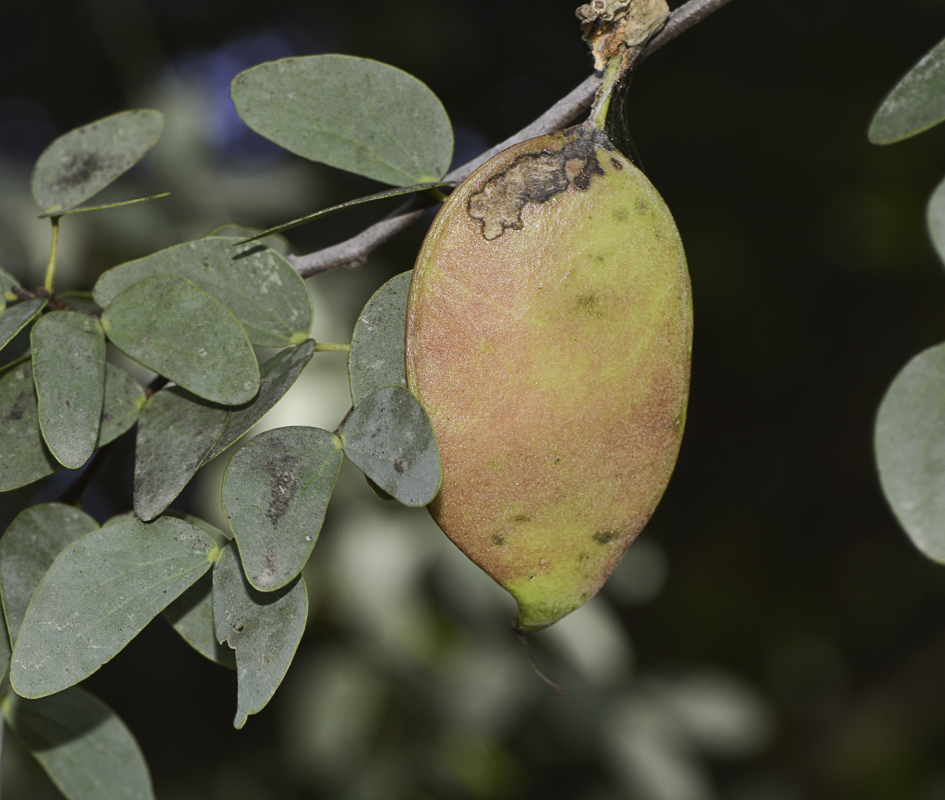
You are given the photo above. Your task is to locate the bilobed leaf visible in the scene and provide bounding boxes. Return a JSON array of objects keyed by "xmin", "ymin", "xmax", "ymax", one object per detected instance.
[
  {"xmin": 876, "ymin": 341, "xmax": 945, "ymax": 562},
  {"xmin": 204, "ymin": 340, "xmax": 316, "ymax": 461},
  {"xmin": 101, "ymin": 274, "xmax": 259, "ymax": 405},
  {"xmin": 31, "ymin": 109, "xmax": 164, "ymax": 213},
  {"xmin": 3, "ymin": 687, "xmax": 155, "ymax": 800},
  {"xmin": 222, "ymin": 426, "xmax": 343, "ymax": 591},
  {"xmin": 0, "ymin": 298, "xmax": 46, "ymax": 353},
  {"xmin": 231, "ymin": 55, "xmax": 453, "ymax": 186},
  {"xmin": 870, "ymin": 36, "xmax": 945, "ymax": 144},
  {"xmin": 349, "ymin": 270, "xmax": 411, "ymax": 406},
  {"xmin": 0, "ymin": 503, "xmax": 99, "ymax": 642},
  {"xmin": 93, "ymin": 237, "xmax": 313, "ymax": 347},
  {"xmin": 163, "ymin": 574, "xmax": 236, "ymax": 669},
  {"xmin": 342, "ymin": 385, "xmax": 440, "ymax": 507},
  {"xmin": 134, "ymin": 386, "xmax": 229, "ymax": 521},
  {"xmin": 0, "ymin": 362, "xmax": 144, "ymax": 492},
  {"xmin": 10, "ymin": 517, "xmax": 218, "ymax": 698},
  {"xmin": 31, "ymin": 311, "xmax": 106, "ymax": 469},
  {"xmin": 213, "ymin": 543, "xmax": 307, "ymax": 728}
]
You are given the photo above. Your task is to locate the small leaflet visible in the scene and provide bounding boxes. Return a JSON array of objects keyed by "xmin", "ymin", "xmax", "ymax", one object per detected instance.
[
  {"xmin": 10, "ymin": 517, "xmax": 218, "ymax": 698},
  {"xmin": 213, "ymin": 543, "xmax": 308, "ymax": 728},
  {"xmin": 0, "ymin": 298, "xmax": 46, "ymax": 354},
  {"xmin": 342, "ymin": 385, "xmax": 441, "ymax": 507},
  {"xmin": 31, "ymin": 109, "xmax": 164, "ymax": 213},
  {"xmin": 31, "ymin": 311, "xmax": 107, "ymax": 469},
  {"xmin": 222, "ymin": 426, "xmax": 343, "ymax": 592},
  {"xmin": 349, "ymin": 270, "xmax": 411, "ymax": 406}
]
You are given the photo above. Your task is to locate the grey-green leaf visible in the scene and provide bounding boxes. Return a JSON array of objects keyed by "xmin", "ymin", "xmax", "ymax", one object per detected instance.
[
  {"xmin": 31, "ymin": 109, "xmax": 164, "ymax": 213},
  {"xmin": 213, "ymin": 543, "xmax": 307, "ymax": 728},
  {"xmin": 0, "ymin": 361, "xmax": 144, "ymax": 492},
  {"xmin": 134, "ymin": 386, "xmax": 229, "ymax": 521},
  {"xmin": 231, "ymin": 55, "xmax": 453, "ymax": 186},
  {"xmin": 869, "ymin": 36, "xmax": 945, "ymax": 144},
  {"xmin": 3, "ymin": 687, "xmax": 155, "ymax": 800},
  {"xmin": 928, "ymin": 173, "xmax": 945, "ymax": 265},
  {"xmin": 876, "ymin": 341, "xmax": 945, "ymax": 562},
  {"xmin": 0, "ymin": 608, "xmax": 9, "ymax": 679},
  {"xmin": 222, "ymin": 426, "xmax": 343, "ymax": 592},
  {"xmin": 342, "ymin": 385, "xmax": 440, "ymax": 507},
  {"xmin": 0, "ymin": 503, "xmax": 99, "ymax": 643},
  {"xmin": 93, "ymin": 238, "xmax": 313, "ymax": 347},
  {"xmin": 101, "ymin": 274, "xmax": 259, "ymax": 405},
  {"xmin": 163, "ymin": 573, "xmax": 236, "ymax": 669},
  {"xmin": 204, "ymin": 340, "xmax": 316, "ymax": 462},
  {"xmin": 31, "ymin": 311, "xmax": 106, "ymax": 469},
  {"xmin": 349, "ymin": 270, "xmax": 410, "ymax": 406},
  {"xmin": 10, "ymin": 517, "xmax": 218, "ymax": 698},
  {"xmin": 1, "ymin": 298, "xmax": 46, "ymax": 354}
]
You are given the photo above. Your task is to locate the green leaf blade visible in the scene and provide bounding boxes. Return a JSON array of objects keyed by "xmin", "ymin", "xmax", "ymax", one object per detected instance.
[
  {"xmin": 31, "ymin": 311, "xmax": 106, "ymax": 469},
  {"xmin": 0, "ymin": 298, "xmax": 47, "ymax": 354},
  {"xmin": 134, "ymin": 386, "xmax": 229, "ymax": 521},
  {"xmin": 101, "ymin": 275, "xmax": 260, "ymax": 405},
  {"xmin": 213, "ymin": 543, "xmax": 307, "ymax": 728},
  {"xmin": 343, "ymin": 385, "xmax": 441, "ymax": 507},
  {"xmin": 0, "ymin": 503, "xmax": 100, "ymax": 643},
  {"xmin": 163, "ymin": 573, "xmax": 236, "ymax": 669},
  {"xmin": 222, "ymin": 426, "xmax": 343, "ymax": 591},
  {"xmin": 3, "ymin": 687, "xmax": 155, "ymax": 800},
  {"xmin": 93, "ymin": 238, "xmax": 313, "ymax": 347},
  {"xmin": 10, "ymin": 517, "xmax": 217, "ymax": 698},
  {"xmin": 231, "ymin": 55, "xmax": 453, "ymax": 186},
  {"xmin": 870, "ymin": 36, "xmax": 945, "ymax": 144},
  {"xmin": 876, "ymin": 341, "xmax": 945, "ymax": 561},
  {"xmin": 31, "ymin": 109, "xmax": 164, "ymax": 213},
  {"xmin": 349, "ymin": 270, "xmax": 411, "ymax": 406}
]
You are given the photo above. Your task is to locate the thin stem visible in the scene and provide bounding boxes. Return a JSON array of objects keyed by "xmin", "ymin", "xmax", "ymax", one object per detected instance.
[
  {"xmin": 286, "ymin": 0, "xmax": 736, "ymax": 278},
  {"xmin": 515, "ymin": 629, "xmax": 565, "ymax": 695},
  {"xmin": 589, "ymin": 55, "xmax": 624, "ymax": 130},
  {"xmin": 43, "ymin": 216, "xmax": 61, "ymax": 294},
  {"xmin": 313, "ymin": 342, "xmax": 351, "ymax": 352}
]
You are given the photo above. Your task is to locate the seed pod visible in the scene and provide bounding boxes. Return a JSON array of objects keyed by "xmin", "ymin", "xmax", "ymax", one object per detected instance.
[{"xmin": 406, "ymin": 122, "xmax": 692, "ymax": 631}]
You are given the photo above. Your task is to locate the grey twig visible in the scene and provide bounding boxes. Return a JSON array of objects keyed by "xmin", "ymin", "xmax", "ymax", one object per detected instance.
[{"xmin": 287, "ymin": 0, "xmax": 736, "ymax": 278}]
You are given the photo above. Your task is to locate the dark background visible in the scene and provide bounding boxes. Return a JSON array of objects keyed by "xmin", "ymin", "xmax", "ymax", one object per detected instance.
[{"xmin": 3, "ymin": 1, "xmax": 945, "ymax": 799}]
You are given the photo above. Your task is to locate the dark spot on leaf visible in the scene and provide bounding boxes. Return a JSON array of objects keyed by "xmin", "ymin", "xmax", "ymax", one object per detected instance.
[
  {"xmin": 52, "ymin": 152, "xmax": 107, "ymax": 190},
  {"xmin": 468, "ymin": 126, "xmax": 607, "ymax": 240},
  {"xmin": 234, "ymin": 624, "xmax": 244, "ymax": 632},
  {"xmin": 264, "ymin": 454, "xmax": 299, "ymax": 527},
  {"xmin": 593, "ymin": 530, "xmax": 617, "ymax": 544},
  {"xmin": 393, "ymin": 457, "xmax": 406, "ymax": 474},
  {"xmin": 492, "ymin": 535, "xmax": 506, "ymax": 546},
  {"xmin": 577, "ymin": 294, "xmax": 603, "ymax": 318}
]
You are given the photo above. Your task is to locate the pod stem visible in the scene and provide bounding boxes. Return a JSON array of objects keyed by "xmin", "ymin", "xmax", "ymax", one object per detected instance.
[
  {"xmin": 588, "ymin": 52, "xmax": 625, "ymax": 131},
  {"xmin": 43, "ymin": 215, "xmax": 61, "ymax": 294}
]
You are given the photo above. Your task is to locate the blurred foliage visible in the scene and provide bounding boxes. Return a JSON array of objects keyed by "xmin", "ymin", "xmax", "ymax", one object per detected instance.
[{"xmin": 3, "ymin": 1, "xmax": 945, "ymax": 799}]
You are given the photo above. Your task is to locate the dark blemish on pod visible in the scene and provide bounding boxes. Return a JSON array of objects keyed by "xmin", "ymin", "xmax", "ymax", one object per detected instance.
[
  {"xmin": 513, "ymin": 514, "xmax": 531, "ymax": 523},
  {"xmin": 593, "ymin": 530, "xmax": 617, "ymax": 544},
  {"xmin": 611, "ymin": 158, "xmax": 623, "ymax": 170},
  {"xmin": 613, "ymin": 208, "xmax": 628, "ymax": 221},
  {"xmin": 492, "ymin": 535, "xmax": 506, "ymax": 546},
  {"xmin": 635, "ymin": 198, "xmax": 648, "ymax": 214},
  {"xmin": 578, "ymin": 294, "xmax": 603, "ymax": 318}
]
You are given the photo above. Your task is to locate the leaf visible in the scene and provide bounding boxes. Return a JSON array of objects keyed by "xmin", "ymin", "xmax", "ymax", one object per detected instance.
[
  {"xmin": 0, "ymin": 503, "xmax": 99, "ymax": 643},
  {"xmin": 231, "ymin": 55, "xmax": 453, "ymax": 186},
  {"xmin": 928, "ymin": 174, "xmax": 945, "ymax": 266},
  {"xmin": 162, "ymin": 574, "xmax": 236, "ymax": 669},
  {"xmin": 206, "ymin": 223, "xmax": 290, "ymax": 255},
  {"xmin": 0, "ymin": 607, "xmax": 9, "ymax": 679},
  {"xmin": 213, "ymin": 543, "xmax": 307, "ymax": 728},
  {"xmin": 31, "ymin": 311, "xmax": 106, "ymax": 469},
  {"xmin": 870, "ymin": 36, "xmax": 945, "ymax": 144},
  {"xmin": 342, "ymin": 385, "xmax": 441, "ymax": 507},
  {"xmin": 133, "ymin": 386, "xmax": 229, "ymax": 521},
  {"xmin": 0, "ymin": 298, "xmax": 47, "ymax": 353},
  {"xmin": 875, "ymin": 341, "xmax": 945, "ymax": 562},
  {"xmin": 93, "ymin": 237, "xmax": 313, "ymax": 347},
  {"xmin": 31, "ymin": 109, "xmax": 164, "ymax": 213},
  {"xmin": 0, "ymin": 362, "xmax": 144, "ymax": 492},
  {"xmin": 222, "ymin": 426, "xmax": 343, "ymax": 591},
  {"xmin": 3, "ymin": 686, "xmax": 155, "ymax": 800},
  {"xmin": 10, "ymin": 517, "xmax": 218, "ymax": 698},
  {"xmin": 101, "ymin": 274, "xmax": 259, "ymax": 405},
  {"xmin": 204, "ymin": 340, "xmax": 316, "ymax": 462},
  {"xmin": 349, "ymin": 270, "xmax": 411, "ymax": 406}
]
